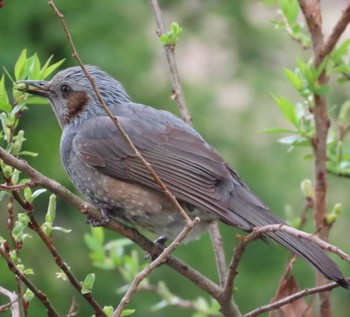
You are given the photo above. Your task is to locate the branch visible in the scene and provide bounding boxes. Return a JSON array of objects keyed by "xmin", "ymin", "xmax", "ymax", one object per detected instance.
[
  {"xmin": 25, "ymin": 211, "xmax": 106, "ymax": 316},
  {"xmin": 222, "ymin": 223, "xmax": 350, "ymax": 303},
  {"xmin": 112, "ymin": 217, "xmax": 200, "ymax": 317},
  {"xmin": 244, "ymin": 280, "xmax": 348, "ymax": 317},
  {"xmin": 317, "ymin": 3, "xmax": 350, "ymax": 67},
  {"xmin": 298, "ymin": 2, "xmax": 350, "ymax": 315},
  {"xmin": 0, "ymin": 181, "xmax": 36, "ymax": 191},
  {"xmin": 209, "ymin": 222, "xmax": 227, "ymax": 287},
  {"xmin": 0, "ymin": 286, "xmax": 19, "ymax": 317},
  {"xmin": 148, "ymin": 0, "xmax": 192, "ymax": 124},
  {"xmin": 0, "ymin": 246, "xmax": 60, "ymax": 317}
]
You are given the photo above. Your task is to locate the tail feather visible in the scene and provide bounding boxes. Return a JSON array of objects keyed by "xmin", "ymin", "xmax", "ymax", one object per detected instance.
[{"xmin": 228, "ymin": 186, "xmax": 349, "ymax": 289}]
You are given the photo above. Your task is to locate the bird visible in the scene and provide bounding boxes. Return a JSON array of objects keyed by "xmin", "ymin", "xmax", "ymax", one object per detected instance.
[{"xmin": 19, "ymin": 65, "xmax": 349, "ymax": 288}]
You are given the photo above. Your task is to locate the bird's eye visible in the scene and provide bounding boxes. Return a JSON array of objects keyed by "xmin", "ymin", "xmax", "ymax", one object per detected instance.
[{"xmin": 61, "ymin": 84, "xmax": 71, "ymax": 94}]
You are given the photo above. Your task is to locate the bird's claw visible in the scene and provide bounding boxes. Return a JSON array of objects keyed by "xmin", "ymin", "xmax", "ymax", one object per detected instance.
[
  {"xmin": 86, "ymin": 208, "xmax": 110, "ymax": 227},
  {"xmin": 144, "ymin": 235, "xmax": 168, "ymax": 260}
]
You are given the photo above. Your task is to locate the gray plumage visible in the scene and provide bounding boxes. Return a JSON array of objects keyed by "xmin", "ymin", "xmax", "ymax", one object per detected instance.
[{"xmin": 21, "ymin": 65, "xmax": 349, "ymax": 288}]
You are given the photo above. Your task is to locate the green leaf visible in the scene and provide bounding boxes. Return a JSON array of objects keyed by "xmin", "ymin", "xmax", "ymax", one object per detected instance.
[
  {"xmin": 23, "ymin": 289, "xmax": 34, "ymax": 302},
  {"xmin": 271, "ymin": 94, "xmax": 298, "ymax": 126},
  {"xmin": 263, "ymin": 127, "xmax": 296, "ymax": 134},
  {"xmin": 102, "ymin": 306, "xmax": 114, "ymax": 317},
  {"xmin": 14, "ymin": 49, "xmax": 28, "ymax": 80},
  {"xmin": 45, "ymin": 194, "xmax": 56, "ymax": 223},
  {"xmin": 41, "ymin": 58, "xmax": 65, "ymax": 79},
  {"xmin": 81, "ymin": 273, "xmax": 95, "ymax": 294},
  {"xmin": 312, "ymin": 84, "xmax": 331, "ymax": 96},
  {"xmin": 279, "ymin": 0, "xmax": 299, "ymax": 24},
  {"xmin": 32, "ymin": 188, "xmax": 46, "ymax": 200},
  {"xmin": 284, "ymin": 68, "xmax": 303, "ymax": 90},
  {"xmin": 0, "ymin": 75, "xmax": 11, "ymax": 112},
  {"xmin": 121, "ymin": 309, "xmax": 135, "ymax": 316},
  {"xmin": 278, "ymin": 134, "xmax": 309, "ymax": 146}
]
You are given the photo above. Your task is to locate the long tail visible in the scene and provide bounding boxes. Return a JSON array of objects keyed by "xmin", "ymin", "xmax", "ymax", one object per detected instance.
[{"xmin": 228, "ymin": 186, "xmax": 349, "ymax": 289}]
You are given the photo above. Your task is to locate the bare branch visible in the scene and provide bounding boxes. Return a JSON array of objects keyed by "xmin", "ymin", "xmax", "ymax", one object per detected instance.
[
  {"xmin": 113, "ymin": 217, "xmax": 200, "ymax": 317},
  {"xmin": 244, "ymin": 280, "xmax": 348, "ymax": 317},
  {"xmin": 25, "ymin": 212, "xmax": 106, "ymax": 316},
  {"xmin": 0, "ymin": 286, "xmax": 19, "ymax": 317},
  {"xmin": 0, "ymin": 181, "xmax": 36, "ymax": 191},
  {"xmin": 318, "ymin": 3, "xmax": 350, "ymax": 67},
  {"xmin": 0, "ymin": 246, "xmax": 60, "ymax": 317},
  {"xmin": 209, "ymin": 223, "xmax": 227, "ymax": 288},
  {"xmin": 148, "ymin": 0, "xmax": 192, "ymax": 124}
]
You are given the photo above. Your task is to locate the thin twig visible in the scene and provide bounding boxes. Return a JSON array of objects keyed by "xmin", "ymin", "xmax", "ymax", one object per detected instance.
[
  {"xmin": 243, "ymin": 280, "xmax": 348, "ymax": 317},
  {"xmin": 113, "ymin": 217, "xmax": 200, "ymax": 317},
  {"xmin": 298, "ymin": 2, "xmax": 350, "ymax": 316},
  {"xmin": 147, "ymin": 1, "xmax": 234, "ymax": 312},
  {"xmin": 0, "ymin": 286, "xmax": 19, "ymax": 317},
  {"xmin": 0, "ymin": 181, "xmax": 36, "ymax": 191},
  {"xmin": 148, "ymin": 0, "xmax": 192, "ymax": 124},
  {"xmin": 317, "ymin": 3, "xmax": 350, "ymax": 67},
  {"xmin": 222, "ymin": 223, "xmax": 350, "ymax": 302},
  {"xmin": 0, "ymin": 246, "xmax": 60, "ymax": 317},
  {"xmin": 24, "ymin": 212, "xmax": 106, "ymax": 317},
  {"xmin": 47, "ymin": 0, "xmax": 191, "ymax": 226},
  {"xmin": 209, "ymin": 222, "xmax": 227, "ymax": 288}
]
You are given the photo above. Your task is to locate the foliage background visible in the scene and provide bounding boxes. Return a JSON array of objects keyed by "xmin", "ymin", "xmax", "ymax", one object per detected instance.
[{"xmin": 0, "ymin": 0, "xmax": 349, "ymax": 316}]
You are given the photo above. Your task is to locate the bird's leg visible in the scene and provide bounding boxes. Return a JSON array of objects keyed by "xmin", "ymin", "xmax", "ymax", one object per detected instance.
[
  {"xmin": 144, "ymin": 235, "xmax": 168, "ymax": 260},
  {"xmin": 86, "ymin": 207, "xmax": 111, "ymax": 227}
]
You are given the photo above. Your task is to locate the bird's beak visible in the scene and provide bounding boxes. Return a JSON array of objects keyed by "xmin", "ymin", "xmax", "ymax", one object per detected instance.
[{"xmin": 17, "ymin": 80, "xmax": 51, "ymax": 98}]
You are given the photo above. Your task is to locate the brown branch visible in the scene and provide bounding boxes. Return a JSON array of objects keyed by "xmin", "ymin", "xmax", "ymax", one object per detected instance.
[
  {"xmin": 24, "ymin": 211, "xmax": 107, "ymax": 317},
  {"xmin": 0, "ymin": 246, "xmax": 60, "ymax": 317},
  {"xmin": 148, "ymin": 0, "xmax": 192, "ymax": 124},
  {"xmin": 47, "ymin": 0, "xmax": 191, "ymax": 227},
  {"xmin": 222, "ymin": 223, "xmax": 350, "ymax": 303},
  {"xmin": 317, "ymin": 3, "xmax": 350, "ymax": 67},
  {"xmin": 147, "ymin": 2, "xmax": 233, "ymax": 313},
  {"xmin": 112, "ymin": 217, "xmax": 200, "ymax": 317},
  {"xmin": 243, "ymin": 279, "xmax": 349, "ymax": 317},
  {"xmin": 0, "ymin": 181, "xmax": 36, "ymax": 191},
  {"xmin": 0, "ymin": 286, "xmax": 19, "ymax": 317},
  {"xmin": 209, "ymin": 222, "xmax": 227, "ymax": 288},
  {"xmin": 0, "ymin": 147, "xmax": 222, "ymax": 301},
  {"xmin": 298, "ymin": 1, "xmax": 330, "ymax": 315}
]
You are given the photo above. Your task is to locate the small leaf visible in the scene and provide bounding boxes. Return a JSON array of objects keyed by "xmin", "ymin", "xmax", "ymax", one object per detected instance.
[
  {"xmin": 263, "ymin": 127, "xmax": 296, "ymax": 134},
  {"xmin": 103, "ymin": 306, "xmax": 114, "ymax": 317},
  {"xmin": 121, "ymin": 310, "xmax": 135, "ymax": 316},
  {"xmin": 14, "ymin": 49, "xmax": 28, "ymax": 80},
  {"xmin": 284, "ymin": 68, "xmax": 303, "ymax": 90},
  {"xmin": 81, "ymin": 273, "xmax": 95, "ymax": 294},
  {"xmin": 45, "ymin": 194, "xmax": 56, "ymax": 223},
  {"xmin": 32, "ymin": 188, "xmax": 46, "ymax": 200},
  {"xmin": 23, "ymin": 289, "xmax": 34, "ymax": 302},
  {"xmin": 271, "ymin": 94, "xmax": 298, "ymax": 126}
]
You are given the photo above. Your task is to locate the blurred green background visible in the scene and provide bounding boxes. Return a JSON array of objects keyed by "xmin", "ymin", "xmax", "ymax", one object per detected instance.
[{"xmin": 0, "ymin": 1, "xmax": 349, "ymax": 316}]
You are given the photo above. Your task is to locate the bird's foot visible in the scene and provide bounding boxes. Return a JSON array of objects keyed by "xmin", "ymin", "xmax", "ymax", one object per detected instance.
[
  {"xmin": 144, "ymin": 235, "xmax": 168, "ymax": 260},
  {"xmin": 86, "ymin": 208, "xmax": 110, "ymax": 227}
]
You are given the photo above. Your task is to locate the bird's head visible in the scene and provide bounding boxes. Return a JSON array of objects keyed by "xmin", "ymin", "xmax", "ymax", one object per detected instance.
[{"xmin": 18, "ymin": 65, "xmax": 130, "ymax": 128}]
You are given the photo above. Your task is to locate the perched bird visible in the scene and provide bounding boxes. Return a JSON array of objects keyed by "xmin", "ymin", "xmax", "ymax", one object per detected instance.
[{"xmin": 20, "ymin": 66, "xmax": 348, "ymax": 288}]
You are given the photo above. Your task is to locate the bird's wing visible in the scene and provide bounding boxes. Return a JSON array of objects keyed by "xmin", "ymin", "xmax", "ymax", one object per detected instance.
[{"xmin": 72, "ymin": 110, "xmax": 240, "ymax": 221}]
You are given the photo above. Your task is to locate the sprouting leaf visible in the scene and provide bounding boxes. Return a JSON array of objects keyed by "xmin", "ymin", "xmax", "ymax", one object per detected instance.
[
  {"xmin": 14, "ymin": 49, "xmax": 27, "ymax": 80},
  {"xmin": 271, "ymin": 94, "xmax": 298, "ymax": 126},
  {"xmin": 81, "ymin": 273, "xmax": 95, "ymax": 294}
]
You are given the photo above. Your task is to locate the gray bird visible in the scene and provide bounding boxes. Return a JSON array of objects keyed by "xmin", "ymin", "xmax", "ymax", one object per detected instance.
[{"xmin": 20, "ymin": 65, "xmax": 348, "ymax": 288}]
